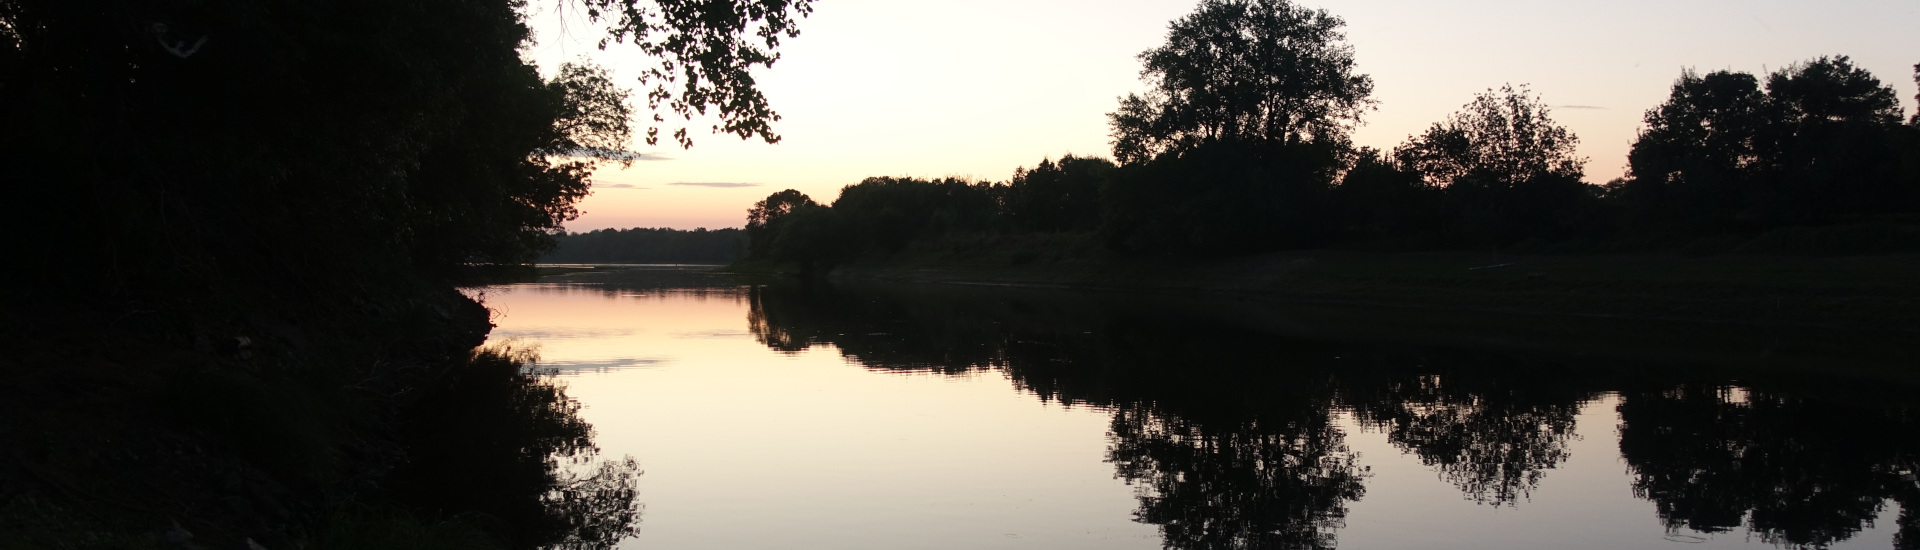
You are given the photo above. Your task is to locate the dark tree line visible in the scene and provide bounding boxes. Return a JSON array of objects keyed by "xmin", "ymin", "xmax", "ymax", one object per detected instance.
[
  {"xmin": 543, "ymin": 227, "xmax": 746, "ymax": 264},
  {"xmin": 743, "ymin": 0, "xmax": 1920, "ymax": 267}
]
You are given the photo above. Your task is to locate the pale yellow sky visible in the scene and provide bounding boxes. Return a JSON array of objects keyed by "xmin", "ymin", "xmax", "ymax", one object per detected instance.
[{"xmin": 523, "ymin": 0, "xmax": 1920, "ymax": 231}]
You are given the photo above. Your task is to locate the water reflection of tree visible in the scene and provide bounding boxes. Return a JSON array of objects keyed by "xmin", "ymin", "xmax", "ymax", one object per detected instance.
[
  {"xmin": 748, "ymin": 283, "xmax": 1009, "ymax": 374},
  {"xmin": 386, "ymin": 346, "xmax": 642, "ymax": 549},
  {"xmin": 743, "ymin": 282, "xmax": 1920, "ymax": 549},
  {"xmin": 1343, "ymin": 366, "xmax": 1595, "ymax": 506},
  {"xmin": 1618, "ymin": 385, "xmax": 1919, "ymax": 549},
  {"xmin": 751, "ymin": 286, "xmax": 1370, "ymax": 548},
  {"xmin": 1088, "ymin": 326, "xmax": 1368, "ymax": 550},
  {"xmin": 1110, "ymin": 407, "xmax": 1364, "ymax": 550}
]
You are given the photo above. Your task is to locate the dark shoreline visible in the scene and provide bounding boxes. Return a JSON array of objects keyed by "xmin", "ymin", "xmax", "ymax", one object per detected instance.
[{"xmin": 752, "ymin": 251, "xmax": 1920, "ymax": 381}]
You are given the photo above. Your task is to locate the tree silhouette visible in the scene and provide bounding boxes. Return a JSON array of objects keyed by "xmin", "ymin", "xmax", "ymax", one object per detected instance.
[
  {"xmin": 576, "ymin": 0, "xmax": 814, "ymax": 147},
  {"xmin": 1396, "ymin": 85, "xmax": 1585, "ymax": 190},
  {"xmin": 1622, "ymin": 56, "xmax": 1914, "ymax": 233},
  {"xmin": 1108, "ymin": 0, "xmax": 1373, "ymax": 164},
  {"xmin": 1109, "ymin": 407, "xmax": 1365, "ymax": 550},
  {"xmin": 1760, "ymin": 56, "xmax": 1911, "ymax": 224},
  {"xmin": 745, "ymin": 189, "xmax": 821, "ymax": 258},
  {"xmin": 1004, "ymin": 155, "xmax": 1116, "ymax": 233},
  {"xmin": 829, "ymin": 177, "xmax": 999, "ymax": 253},
  {"xmin": 1346, "ymin": 372, "xmax": 1590, "ymax": 506},
  {"xmin": 1617, "ymin": 385, "xmax": 1911, "ymax": 548},
  {"xmin": 1331, "ymin": 147, "xmax": 1440, "ymax": 245},
  {"xmin": 4, "ymin": 0, "xmax": 811, "ymax": 291},
  {"xmin": 1623, "ymin": 70, "xmax": 1770, "ymax": 232},
  {"xmin": 1394, "ymin": 85, "xmax": 1594, "ymax": 244}
]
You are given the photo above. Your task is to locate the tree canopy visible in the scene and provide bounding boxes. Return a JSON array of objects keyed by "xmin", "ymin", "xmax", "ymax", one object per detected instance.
[
  {"xmin": 1624, "ymin": 56, "xmax": 1913, "ymax": 231},
  {"xmin": 578, "ymin": 0, "xmax": 814, "ymax": 147},
  {"xmin": 1395, "ymin": 85, "xmax": 1585, "ymax": 190},
  {"xmin": 1108, "ymin": 0, "xmax": 1374, "ymax": 164},
  {"xmin": 1, "ymin": 0, "xmax": 810, "ymax": 292}
]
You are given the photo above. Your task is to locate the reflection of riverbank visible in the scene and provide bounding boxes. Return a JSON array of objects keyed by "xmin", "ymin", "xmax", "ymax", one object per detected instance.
[
  {"xmin": 0, "ymin": 294, "xmax": 641, "ymax": 550},
  {"xmin": 745, "ymin": 280, "xmax": 1920, "ymax": 549},
  {"xmin": 812, "ymin": 253, "xmax": 1920, "ymax": 381},
  {"xmin": 375, "ymin": 345, "xmax": 642, "ymax": 550}
]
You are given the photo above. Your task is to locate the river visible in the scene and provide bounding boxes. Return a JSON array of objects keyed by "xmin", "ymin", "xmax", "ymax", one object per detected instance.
[{"xmin": 478, "ymin": 266, "xmax": 1918, "ymax": 550}]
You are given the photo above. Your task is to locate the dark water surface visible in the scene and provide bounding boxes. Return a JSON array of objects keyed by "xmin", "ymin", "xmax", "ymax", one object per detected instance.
[{"xmin": 480, "ymin": 266, "xmax": 1919, "ymax": 550}]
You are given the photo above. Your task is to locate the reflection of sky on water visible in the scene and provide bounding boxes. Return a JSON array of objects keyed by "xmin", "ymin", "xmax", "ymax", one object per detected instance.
[
  {"xmin": 479, "ymin": 272, "xmax": 1910, "ymax": 550},
  {"xmin": 530, "ymin": 357, "xmax": 671, "ymax": 375}
]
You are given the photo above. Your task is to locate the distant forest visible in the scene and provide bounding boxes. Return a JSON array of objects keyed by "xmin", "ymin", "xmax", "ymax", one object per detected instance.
[
  {"xmin": 743, "ymin": 0, "xmax": 1920, "ymax": 273},
  {"xmin": 544, "ymin": 227, "xmax": 746, "ymax": 264}
]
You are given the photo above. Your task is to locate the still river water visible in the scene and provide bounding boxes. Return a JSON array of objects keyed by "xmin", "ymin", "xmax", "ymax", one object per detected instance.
[{"xmin": 479, "ymin": 266, "xmax": 1918, "ymax": 550}]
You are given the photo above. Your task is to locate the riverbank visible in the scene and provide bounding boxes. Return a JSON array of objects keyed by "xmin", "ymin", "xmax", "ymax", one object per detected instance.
[
  {"xmin": 741, "ymin": 250, "xmax": 1920, "ymax": 379},
  {"xmin": 821, "ymin": 250, "xmax": 1919, "ymax": 330}
]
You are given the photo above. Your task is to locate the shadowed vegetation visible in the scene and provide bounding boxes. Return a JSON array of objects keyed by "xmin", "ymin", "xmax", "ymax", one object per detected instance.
[{"xmin": 0, "ymin": 0, "xmax": 805, "ymax": 546}]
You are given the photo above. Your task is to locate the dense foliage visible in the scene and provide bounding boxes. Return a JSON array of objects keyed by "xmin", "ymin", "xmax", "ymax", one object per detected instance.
[
  {"xmin": 1620, "ymin": 56, "xmax": 1917, "ymax": 234},
  {"xmin": 0, "ymin": 0, "xmax": 806, "ymax": 546},
  {"xmin": 1109, "ymin": 0, "xmax": 1373, "ymax": 164},
  {"xmin": 2, "ymin": 0, "xmax": 807, "ymax": 294}
]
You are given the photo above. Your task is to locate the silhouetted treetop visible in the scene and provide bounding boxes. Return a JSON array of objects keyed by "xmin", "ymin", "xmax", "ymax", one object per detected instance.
[
  {"xmin": 1109, "ymin": 0, "xmax": 1374, "ymax": 164},
  {"xmin": 1624, "ymin": 56, "xmax": 1913, "ymax": 231},
  {"xmin": 578, "ymin": 0, "xmax": 815, "ymax": 147},
  {"xmin": 745, "ymin": 189, "xmax": 820, "ymax": 257},
  {"xmin": 1765, "ymin": 56, "xmax": 1903, "ymax": 128},
  {"xmin": 1632, "ymin": 70, "xmax": 1768, "ymax": 175},
  {"xmin": 1395, "ymin": 84, "xmax": 1585, "ymax": 189},
  {"xmin": 1003, "ymin": 155, "xmax": 1115, "ymax": 233},
  {"xmin": 549, "ymin": 62, "xmax": 638, "ymax": 163}
]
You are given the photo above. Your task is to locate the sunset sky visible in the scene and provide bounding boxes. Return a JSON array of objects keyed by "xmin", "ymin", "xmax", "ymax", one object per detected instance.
[{"xmin": 523, "ymin": 0, "xmax": 1920, "ymax": 231}]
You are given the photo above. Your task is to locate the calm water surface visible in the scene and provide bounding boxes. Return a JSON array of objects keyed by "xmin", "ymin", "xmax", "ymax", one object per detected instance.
[{"xmin": 481, "ymin": 267, "xmax": 1918, "ymax": 549}]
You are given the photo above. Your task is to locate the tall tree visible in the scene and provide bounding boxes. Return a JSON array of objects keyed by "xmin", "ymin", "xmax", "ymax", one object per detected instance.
[
  {"xmin": 745, "ymin": 189, "xmax": 821, "ymax": 258},
  {"xmin": 1624, "ymin": 56, "xmax": 1912, "ymax": 232},
  {"xmin": 1394, "ymin": 85, "xmax": 1593, "ymax": 244},
  {"xmin": 0, "ymin": 0, "xmax": 812, "ymax": 292},
  {"xmin": 1623, "ymin": 70, "xmax": 1770, "ymax": 231},
  {"xmin": 1107, "ymin": 0, "xmax": 1374, "ymax": 164},
  {"xmin": 1003, "ymin": 155, "xmax": 1115, "ymax": 233},
  {"xmin": 1395, "ymin": 84, "xmax": 1585, "ymax": 190}
]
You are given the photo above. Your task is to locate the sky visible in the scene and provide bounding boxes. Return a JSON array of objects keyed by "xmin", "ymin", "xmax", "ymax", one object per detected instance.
[{"xmin": 522, "ymin": 0, "xmax": 1920, "ymax": 231}]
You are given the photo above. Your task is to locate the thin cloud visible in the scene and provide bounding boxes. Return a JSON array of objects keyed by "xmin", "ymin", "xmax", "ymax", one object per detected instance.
[
  {"xmin": 1553, "ymin": 105, "xmax": 1607, "ymax": 110},
  {"xmin": 668, "ymin": 182, "xmax": 763, "ymax": 188},
  {"xmin": 597, "ymin": 183, "xmax": 649, "ymax": 190}
]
